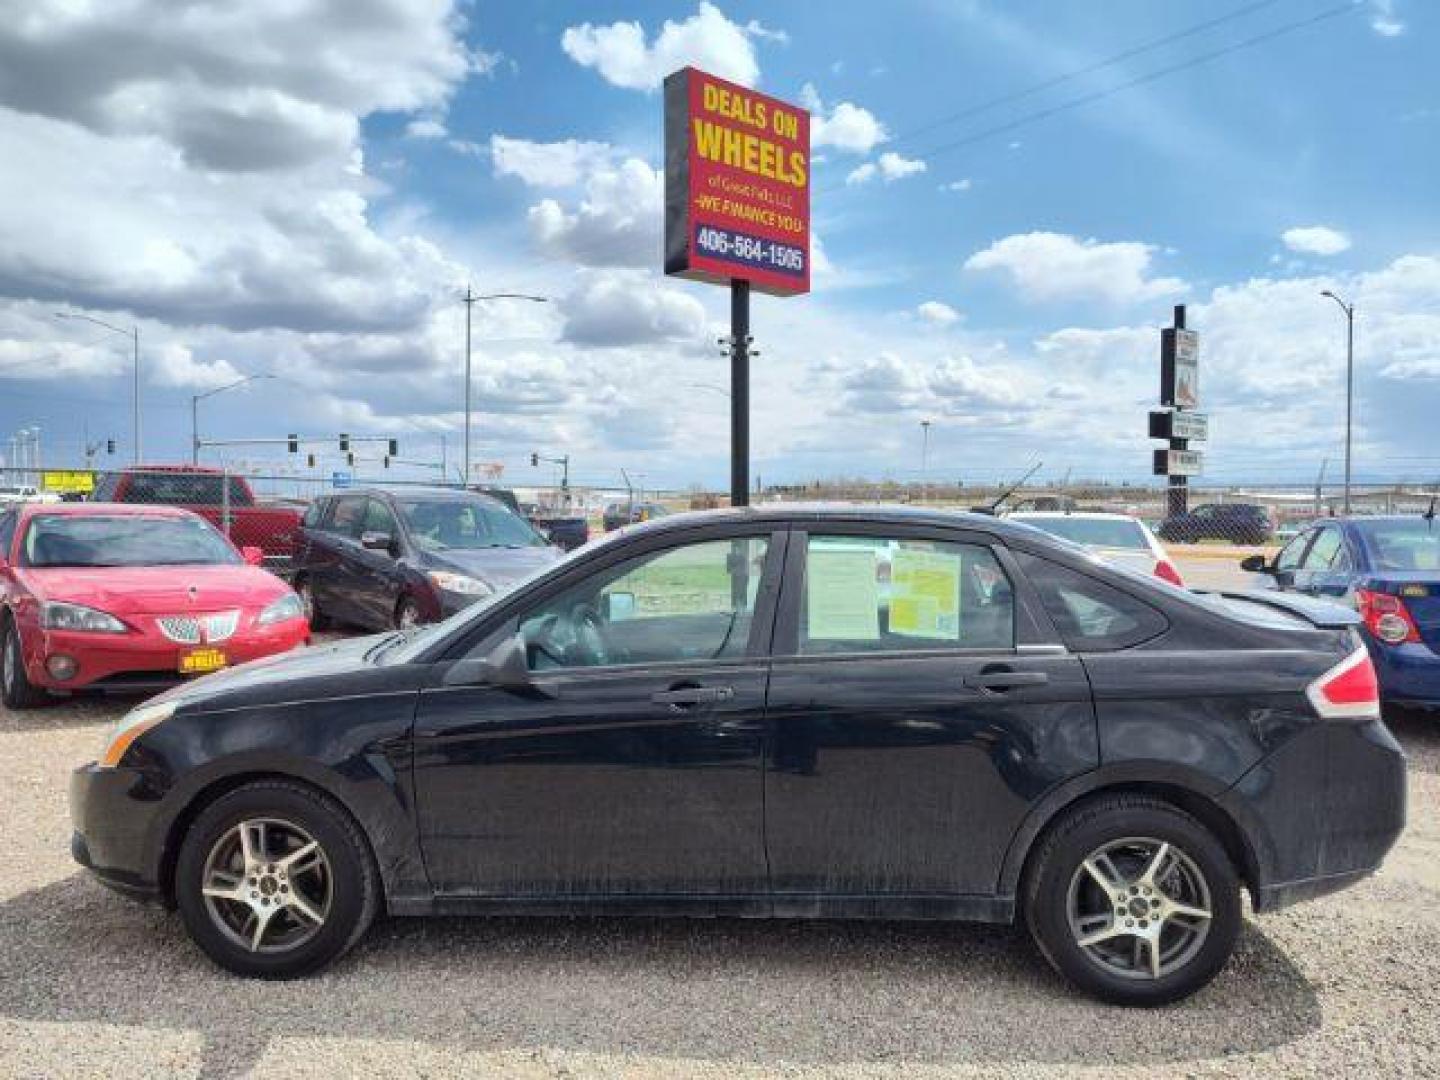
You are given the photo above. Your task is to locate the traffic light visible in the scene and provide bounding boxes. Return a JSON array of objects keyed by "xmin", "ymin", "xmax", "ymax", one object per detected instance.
[
  {"xmin": 105, "ymin": 439, "xmax": 115, "ymax": 455},
  {"xmin": 382, "ymin": 456, "xmax": 390, "ymax": 469},
  {"xmin": 287, "ymin": 434, "xmax": 299, "ymax": 454},
  {"xmin": 339, "ymin": 433, "xmax": 350, "ymax": 452},
  {"xmin": 306, "ymin": 454, "xmax": 316, "ymax": 468},
  {"xmin": 346, "ymin": 452, "xmax": 355, "ymax": 466},
  {"xmin": 530, "ymin": 452, "xmax": 539, "ymax": 467},
  {"xmin": 388, "ymin": 438, "xmax": 398, "ymax": 457}
]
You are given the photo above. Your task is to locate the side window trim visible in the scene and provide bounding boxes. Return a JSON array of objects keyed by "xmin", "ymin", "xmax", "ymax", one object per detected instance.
[{"xmin": 772, "ymin": 525, "xmax": 1024, "ymax": 660}]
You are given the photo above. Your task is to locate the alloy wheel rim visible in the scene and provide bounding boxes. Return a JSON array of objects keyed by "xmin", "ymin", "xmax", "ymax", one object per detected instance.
[
  {"xmin": 201, "ymin": 817, "xmax": 333, "ymax": 954},
  {"xmin": 1065, "ymin": 836, "xmax": 1213, "ymax": 981}
]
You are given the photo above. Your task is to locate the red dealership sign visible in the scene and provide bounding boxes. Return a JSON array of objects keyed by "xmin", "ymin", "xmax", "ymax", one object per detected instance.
[{"xmin": 663, "ymin": 67, "xmax": 810, "ymax": 296}]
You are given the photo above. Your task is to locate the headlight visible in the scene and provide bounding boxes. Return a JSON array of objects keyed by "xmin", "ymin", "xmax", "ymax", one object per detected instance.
[
  {"xmin": 427, "ymin": 571, "xmax": 493, "ymax": 597},
  {"xmin": 40, "ymin": 601, "xmax": 127, "ymax": 634},
  {"xmin": 98, "ymin": 700, "xmax": 175, "ymax": 768},
  {"xmin": 257, "ymin": 592, "xmax": 305, "ymax": 626}
]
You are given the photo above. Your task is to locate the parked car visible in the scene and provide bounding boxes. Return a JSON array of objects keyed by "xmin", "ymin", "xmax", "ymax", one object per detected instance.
[
  {"xmin": 526, "ymin": 510, "xmax": 589, "ymax": 552},
  {"xmin": 90, "ymin": 466, "xmax": 304, "ymax": 571},
  {"xmin": 1242, "ymin": 514, "xmax": 1439, "ymax": 710},
  {"xmin": 0, "ymin": 484, "xmax": 62, "ymax": 507},
  {"xmin": 602, "ymin": 500, "xmax": 670, "ymax": 531},
  {"xmin": 71, "ymin": 506, "xmax": 1403, "ymax": 1005},
  {"xmin": 1157, "ymin": 502, "xmax": 1275, "ymax": 545},
  {"xmin": 291, "ymin": 487, "xmax": 561, "ymax": 632},
  {"xmin": 0, "ymin": 503, "xmax": 308, "ymax": 707},
  {"xmin": 1009, "ymin": 511, "xmax": 1184, "ymax": 586}
]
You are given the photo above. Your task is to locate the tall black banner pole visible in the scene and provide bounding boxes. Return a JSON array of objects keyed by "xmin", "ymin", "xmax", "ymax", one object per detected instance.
[
  {"xmin": 1168, "ymin": 304, "xmax": 1188, "ymax": 517},
  {"xmin": 730, "ymin": 278, "xmax": 751, "ymax": 508}
]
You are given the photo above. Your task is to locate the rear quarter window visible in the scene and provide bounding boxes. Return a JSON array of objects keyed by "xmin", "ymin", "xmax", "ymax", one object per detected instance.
[{"xmin": 1014, "ymin": 551, "xmax": 1169, "ymax": 651}]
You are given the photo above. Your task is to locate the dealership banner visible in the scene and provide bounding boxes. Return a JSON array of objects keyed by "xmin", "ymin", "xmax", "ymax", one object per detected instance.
[{"xmin": 664, "ymin": 67, "xmax": 810, "ymax": 296}]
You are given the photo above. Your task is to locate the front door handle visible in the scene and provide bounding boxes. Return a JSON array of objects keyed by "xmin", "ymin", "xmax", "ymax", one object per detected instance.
[
  {"xmin": 963, "ymin": 671, "xmax": 1049, "ymax": 692},
  {"xmin": 651, "ymin": 686, "xmax": 735, "ymax": 709}
]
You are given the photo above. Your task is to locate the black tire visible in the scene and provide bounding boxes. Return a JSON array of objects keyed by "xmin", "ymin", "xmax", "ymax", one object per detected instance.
[
  {"xmin": 1022, "ymin": 794, "xmax": 1241, "ymax": 1007},
  {"xmin": 295, "ymin": 577, "xmax": 331, "ymax": 631},
  {"xmin": 394, "ymin": 596, "xmax": 423, "ymax": 631},
  {"xmin": 1, "ymin": 614, "xmax": 49, "ymax": 709},
  {"xmin": 175, "ymin": 780, "xmax": 379, "ymax": 979}
]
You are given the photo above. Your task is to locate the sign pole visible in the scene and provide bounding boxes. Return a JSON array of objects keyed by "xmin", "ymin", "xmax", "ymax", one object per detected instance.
[
  {"xmin": 1168, "ymin": 304, "xmax": 1189, "ymax": 517},
  {"xmin": 730, "ymin": 279, "xmax": 751, "ymax": 508}
]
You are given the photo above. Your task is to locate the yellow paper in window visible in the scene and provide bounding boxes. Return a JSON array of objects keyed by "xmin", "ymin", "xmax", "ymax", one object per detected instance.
[
  {"xmin": 807, "ymin": 547, "xmax": 880, "ymax": 640},
  {"xmin": 891, "ymin": 548, "xmax": 961, "ymax": 639}
]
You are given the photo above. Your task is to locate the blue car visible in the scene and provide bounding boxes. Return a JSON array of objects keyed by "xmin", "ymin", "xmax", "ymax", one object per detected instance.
[{"xmin": 1242, "ymin": 515, "xmax": 1440, "ymax": 710}]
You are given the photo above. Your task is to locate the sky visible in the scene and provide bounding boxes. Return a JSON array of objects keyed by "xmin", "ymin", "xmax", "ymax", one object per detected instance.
[{"xmin": 0, "ymin": 0, "xmax": 1436, "ymax": 492}]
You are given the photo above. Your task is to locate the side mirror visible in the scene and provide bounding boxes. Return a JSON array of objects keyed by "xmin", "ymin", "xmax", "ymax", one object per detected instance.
[
  {"xmin": 603, "ymin": 591, "xmax": 636, "ymax": 622},
  {"xmin": 361, "ymin": 530, "xmax": 394, "ymax": 554},
  {"xmin": 1239, "ymin": 554, "xmax": 1270, "ymax": 574},
  {"xmin": 240, "ymin": 545, "xmax": 265, "ymax": 567},
  {"xmin": 442, "ymin": 632, "xmax": 556, "ymax": 697}
]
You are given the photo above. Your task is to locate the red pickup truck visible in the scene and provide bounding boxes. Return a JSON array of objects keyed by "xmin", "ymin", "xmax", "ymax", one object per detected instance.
[{"xmin": 90, "ymin": 466, "xmax": 303, "ymax": 571}]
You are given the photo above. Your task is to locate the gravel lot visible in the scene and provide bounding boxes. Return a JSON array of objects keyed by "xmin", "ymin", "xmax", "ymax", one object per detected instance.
[{"xmin": 4, "ymin": 661, "xmax": 1440, "ymax": 1076}]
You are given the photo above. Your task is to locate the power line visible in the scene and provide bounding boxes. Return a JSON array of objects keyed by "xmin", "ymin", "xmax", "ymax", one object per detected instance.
[{"xmin": 887, "ymin": 0, "xmax": 1289, "ymax": 150}]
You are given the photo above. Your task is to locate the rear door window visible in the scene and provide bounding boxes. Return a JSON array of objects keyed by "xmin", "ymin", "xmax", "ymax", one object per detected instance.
[
  {"xmin": 1014, "ymin": 551, "xmax": 1168, "ymax": 651},
  {"xmin": 325, "ymin": 496, "xmax": 366, "ymax": 539}
]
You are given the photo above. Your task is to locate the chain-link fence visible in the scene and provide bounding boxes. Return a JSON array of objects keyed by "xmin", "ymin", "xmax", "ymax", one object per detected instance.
[{"xmin": 3, "ymin": 465, "xmax": 1435, "ymax": 566}]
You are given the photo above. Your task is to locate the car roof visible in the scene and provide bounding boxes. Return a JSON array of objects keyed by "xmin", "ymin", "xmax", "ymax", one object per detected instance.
[
  {"xmin": 1008, "ymin": 511, "xmax": 1141, "ymax": 522},
  {"xmin": 608, "ymin": 503, "xmax": 1039, "ymax": 541},
  {"xmin": 324, "ymin": 486, "xmax": 510, "ymax": 506},
  {"xmin": 14, "ymin": 501, "xmax": 196, "ymax": 520}
]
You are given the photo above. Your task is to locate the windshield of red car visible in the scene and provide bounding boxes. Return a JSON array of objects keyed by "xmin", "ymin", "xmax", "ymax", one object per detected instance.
[{"xmin": 20, "ymin": 515, "xmax": 240, "ymax": 567}]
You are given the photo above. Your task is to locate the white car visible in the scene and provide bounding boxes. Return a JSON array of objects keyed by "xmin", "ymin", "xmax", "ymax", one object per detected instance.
[{"xmin": 1008, "ymin": 511, "xmax": 1184, "ymax": 587}]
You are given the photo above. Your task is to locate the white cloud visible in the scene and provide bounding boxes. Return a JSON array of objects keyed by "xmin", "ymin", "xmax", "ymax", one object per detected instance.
[
  {"xmin": 490, "ymin": 136, "xmax": 614, "ymax": 187},
  {"xmin": 846, "ymin": 152, "xmax": 925, "ymax": 186},
  {"xmin": 801, "ymin": 83, "xmax": 887, "ymax": 154},
  {"xmin": 561, "ymin": 271, "xmax": 707, "ymax": 347},
  {"xmin": 1282, "ymin": 225, "xmax": 1352, "ymax": 257},
  {"xmin": 528, "ymin": 158, "xmax": 662, "ymax": 267},
  {"xmin": 1370, "ymin": 0, "xmax": 1406, "ymax": 36},
  {"xmin": 917, "ymin": 301, "xmax": 960, "ymax": 326},
  {"xmin": 560, "ymin": 3, "xmax": 773, "ymax": 91},
  {"xmin": 940, "ymin": 178, "xmax": 972, "ymax": 193},
  {"xmin": 405, "ymin": 118, "xmax": 448, "ymax": 140},
  {"xmin": 964, "ymin": 231, "xmax": 1186, "ymax": 305}
]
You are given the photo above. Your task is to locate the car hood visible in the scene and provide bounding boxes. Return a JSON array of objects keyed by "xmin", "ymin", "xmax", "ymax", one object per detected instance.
[
  {"xmin": 425, "ymin": 545, "xmax": 561, "ymax": 587},
  {"xmin": 19, "ymin": 564, "xmax": 289, "ymax": 614}
]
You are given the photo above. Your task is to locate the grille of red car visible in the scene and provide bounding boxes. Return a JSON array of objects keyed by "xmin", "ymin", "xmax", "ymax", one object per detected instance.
[{"xmin": 155, "ymin": 611, "xmax": 241, "ymax": 644}]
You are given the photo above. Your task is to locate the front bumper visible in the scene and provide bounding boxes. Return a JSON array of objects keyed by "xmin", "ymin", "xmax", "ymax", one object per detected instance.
[
  {"xmin": 1224, "ymin": 716, "xmax": 1406, "ymax": 912},
  {"xmin": 26, "ymin": 618, "xmax": 309, "ymax": 692},
  {"xmin": 68, "ymin": 761, "xmax": 165, "ymax": 903}
]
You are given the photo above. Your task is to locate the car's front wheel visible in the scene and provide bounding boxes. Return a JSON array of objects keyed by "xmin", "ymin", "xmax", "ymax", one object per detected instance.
[
  {"xmin": 175, "ymin": 780, "xmax": 379, "ymax": 978},
  {"xmin": 1, "ymin": 614, "xmax": 48, "ymax": 709},
  {"xmin": 1023, "ymin": 794, "xmax": 1241, "ymax": 1006}
]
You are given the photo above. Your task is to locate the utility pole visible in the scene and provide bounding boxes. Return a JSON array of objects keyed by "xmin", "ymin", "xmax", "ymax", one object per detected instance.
[
  {"xmin": 1321, "ymin": 290, "xmax": 1355, "ymax": 514},
  {"xmin": 461, "ymin": 287, "xmax": 548, "ymax": 489},
  {"xmin": 920, "ymin": 419, "xmax": 932, "ymax": 503},
  {"xmin": 54, "ymin": 312, "xmax": 141, "ymax": 462}
]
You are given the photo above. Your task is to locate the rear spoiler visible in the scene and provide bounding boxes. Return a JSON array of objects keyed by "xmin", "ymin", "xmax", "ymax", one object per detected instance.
[{"xmin": 1200, "ymin": 589, "xmax": 1362, "ymax": 629}]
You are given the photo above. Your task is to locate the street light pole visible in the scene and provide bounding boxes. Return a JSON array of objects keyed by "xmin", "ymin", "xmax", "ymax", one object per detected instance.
[
  {"xmin": 461, "ymin": 288, "xmax": 548, "ymax": 487},
  {"xmin": 55, "ymin": 312, "xmax": 142, "ymax": 463},
  {"xmin": 1321, "ymin": 290, "xmax": 1355, "ymax": 514},
  {"xmin": 191, "ymin": 374, "xmax": 276, "ymax": 463},
  {"xmin": 920, "ymin": 419, "xmax": 932, "ymax": 503}
]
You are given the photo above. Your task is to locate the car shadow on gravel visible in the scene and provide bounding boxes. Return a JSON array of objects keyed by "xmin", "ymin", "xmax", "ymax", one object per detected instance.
[
  {"xmin": 1387, "ymin": 706, "xmax": 1440, "ymax": 773},
  {"xmin": 1, "ymin": 874, "xmax": 1320, "ymax": 1078}
]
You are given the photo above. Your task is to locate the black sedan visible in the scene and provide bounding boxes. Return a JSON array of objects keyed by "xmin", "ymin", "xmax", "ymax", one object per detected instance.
[
  {"xmin": 70, "ymin": 507, "xmax": 1404, "ymax": 1005},
  {"xmin": 291, "ymin": 487, "xmax": 561, "ymax": 631}
]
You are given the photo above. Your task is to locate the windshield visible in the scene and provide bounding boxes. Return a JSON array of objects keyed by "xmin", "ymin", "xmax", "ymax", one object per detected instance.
[
  {"xmin": 21, "ymin": 514, "xmax": 240, "ymax": 567},
  {"xmin": 1356, "ymin": 520, "xmax": 1440, "ymax": 571},
  {"xmin": 1012, "ymin": 516, "xmax": 1150, "ymax": 550},
  {"xmin": 397, "ymin": 497, "xmax": 547, "ymax": 551}
]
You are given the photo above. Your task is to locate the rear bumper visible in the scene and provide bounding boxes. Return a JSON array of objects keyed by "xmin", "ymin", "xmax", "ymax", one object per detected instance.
[
  {"xmin": 1224, "ymin": 716, "xmax": 1406, "ymax": 913},
  {"xmin": 68, "ymin": 762, "xmax": 164, "ymax": 903},
  {"xmin": 25, "ymin": 619, "xmax": 309, "ymax": 691},
  {"xmin": 1371, "ymin": 639, "xmax": 1440, "ymax": 707}
]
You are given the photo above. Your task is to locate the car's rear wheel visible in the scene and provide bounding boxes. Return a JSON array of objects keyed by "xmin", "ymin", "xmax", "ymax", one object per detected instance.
[
  {"xmin": 1023, "ymin": 794, "xmax": 1241, "ymax": 1006},
  {"xmin": 1, "ymin": 615, "xmax": 48, "ymax": 709},
  {"xmin": 295, "ymin": 578, "xmax": 330, "ymax": 631},
  {"xmin": 175, "ymin": 780, "xmax": 378, "ymax": 978}
]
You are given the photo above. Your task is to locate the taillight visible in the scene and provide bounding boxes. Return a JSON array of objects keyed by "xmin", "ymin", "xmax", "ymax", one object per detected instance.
[
  {"xmin": 1154, "ymin": 559, "xmax": 1184, "ymax": 587},
  {"xmin": 1305, "ymin": 645, "xmax": 1380, "ymax": 720},
  {"xmin": 1356, "ymin": 588, "xmax": 1422, "ymax": 646}
]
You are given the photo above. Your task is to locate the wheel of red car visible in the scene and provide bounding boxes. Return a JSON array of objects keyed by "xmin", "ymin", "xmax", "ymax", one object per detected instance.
[
  {"xmin": 295, "ymin": 578, "xmax": 330, "ymax": 631},
  {"xmin": 1, "ymin": 613, "xmax": 48, "ymax": 709}
]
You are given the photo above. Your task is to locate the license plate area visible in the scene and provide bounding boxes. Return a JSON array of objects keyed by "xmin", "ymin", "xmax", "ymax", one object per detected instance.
[{"xmin": 180, "ymin": 648, "xmax": 228, "ymax": 675}]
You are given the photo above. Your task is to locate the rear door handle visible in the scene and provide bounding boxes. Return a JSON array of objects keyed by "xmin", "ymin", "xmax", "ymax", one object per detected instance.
[
  {"xmin": 964, "ymin": 671, "xmax": 1049, "ymax": 692},
  {"xmin": 651, "ymin": 686, "xmax": 736, "ymax": 709}
]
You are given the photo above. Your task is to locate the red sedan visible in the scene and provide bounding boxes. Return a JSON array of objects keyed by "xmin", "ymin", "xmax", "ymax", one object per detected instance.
[{"xmin": 0, "ymin": 503, "xmax": 310, "ymax": 708}]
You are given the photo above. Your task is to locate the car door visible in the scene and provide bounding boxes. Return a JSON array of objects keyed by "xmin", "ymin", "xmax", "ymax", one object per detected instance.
[
  {"xmin": 762, "ymin": 525, "xmax": 1097, "ymax": 909},
  {"xmin": 1293, "ymin": 525, "xmax": 1346, "ymax": 597},
  {"xmin": 312, "ymin": 494, "xmax": 367, "ymax": 623},
  {"xmin": 411, "ymin": 526, "xmax": 786, "ymax": 903},
  {"xmin": 350, "ymin": 496, "xmax": 405, "ymax": 628}
]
